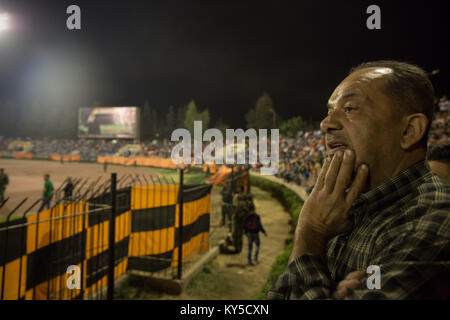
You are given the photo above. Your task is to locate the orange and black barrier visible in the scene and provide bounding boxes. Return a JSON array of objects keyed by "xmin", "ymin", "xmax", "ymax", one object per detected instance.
[
  {"xmin": 97, "ymin": 156, "xmax": 179, "ymax": 169},
  {"xmin": 48, "ymin": 154, "xmax": 81, "ymax": 162},
  {"xmin": 0, "ymin": 174, "xmax": 211, "ymax": 300},
  {"xmin": 13, "ymin": 152, "xmax": 32, "ymax": 159}
]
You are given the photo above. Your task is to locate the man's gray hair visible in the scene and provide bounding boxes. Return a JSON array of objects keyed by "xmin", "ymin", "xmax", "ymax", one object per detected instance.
[{"xmin": 350, "ymin": 60, "xmax": 435, "ymax": 146}]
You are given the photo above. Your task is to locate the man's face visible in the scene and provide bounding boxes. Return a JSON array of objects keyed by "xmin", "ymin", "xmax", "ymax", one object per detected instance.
[{"xmin": 320, "ymin": 68, "xmax": 402, "ymax": 184}]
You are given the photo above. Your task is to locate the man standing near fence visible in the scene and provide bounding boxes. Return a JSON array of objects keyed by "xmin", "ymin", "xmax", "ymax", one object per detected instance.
[
  {"xmin": 220, "ymin": 182, "xmax": 233, "ymax": 228},
  {"xmin": 231, "ymin": 193, "xmax": 246, "ymax": 253},
  {"xmin": 220, "ymin": 186, "xmax": 247, "ymax": 254},
  {"xmin": 0, "ymin": 168, "xmax": 9, "ymax": 203},
  {"xmin": 38, "ymin": 174, "xmax": 53, "ymax": 212},
  {"xmin": 231, "ymin": 188, "xmax": 252, "ymax": 254}
]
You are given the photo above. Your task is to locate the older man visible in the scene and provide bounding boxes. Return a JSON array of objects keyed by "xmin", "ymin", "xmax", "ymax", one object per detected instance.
[{"xmin": 267, "ymin": 60, "xmax": 450, "ymax": 299}]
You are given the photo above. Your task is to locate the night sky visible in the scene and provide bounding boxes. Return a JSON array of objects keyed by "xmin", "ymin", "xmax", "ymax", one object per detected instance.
[{"xmin": 0, "ymin": 0, "xmax": 449, "ymax": 130}]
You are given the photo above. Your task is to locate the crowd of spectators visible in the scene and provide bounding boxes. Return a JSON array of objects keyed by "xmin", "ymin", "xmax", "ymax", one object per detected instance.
[
  {"xmin": 0, "ymin": 96, "xmax": 448, "ymax": 189},
  {"xmin": 276, "ymin": 131, "xmax": 325, "ymax": 194},
  {"xmin": 0, "ymin": 136, "xmax": 229, "ymax": 162},
  {"xmin": 144, "ymin": 140, "xmax": 174, "ymax": 158},
  {"xmin": 0, "ymin": 136, "xmax": 177, "ymax": 161},
  {"xmin": 428, "ymin": 96, "xmax": 450, "ymax": 147}
]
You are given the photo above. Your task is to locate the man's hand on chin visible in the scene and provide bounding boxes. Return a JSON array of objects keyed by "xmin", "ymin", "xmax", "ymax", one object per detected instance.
[{"xmin": 289, "ymin": 149, "xmax": 369, "ymax": 263}]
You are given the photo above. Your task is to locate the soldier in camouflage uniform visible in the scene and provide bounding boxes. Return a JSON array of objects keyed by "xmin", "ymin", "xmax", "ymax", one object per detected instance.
[
  {"xmin": 230, "ymin": 189, "xmax": 255, "ymax": 253},
  {"xmin": 221, "ymin": 186, "xmax": 242, "ymax": 253},
  {"xmin": 220, "ymin": 183, "xmax": 234, "ymax": 230}
]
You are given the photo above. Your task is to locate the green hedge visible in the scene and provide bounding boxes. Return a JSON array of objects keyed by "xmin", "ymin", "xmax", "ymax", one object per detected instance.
[{"xmin": 250, "ymin": 174, "xmax": 304, "ymax": 299}]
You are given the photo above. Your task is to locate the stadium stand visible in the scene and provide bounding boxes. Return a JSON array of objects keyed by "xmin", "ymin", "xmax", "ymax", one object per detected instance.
[{"xmin": 0, "ymin": 95, "xmax": 448, "ymax": 183}]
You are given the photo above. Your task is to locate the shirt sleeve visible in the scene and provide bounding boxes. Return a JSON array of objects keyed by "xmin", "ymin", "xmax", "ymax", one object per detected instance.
[
  {"xmin": 345, "ymin": 229, "xmax": 450, "ymax": 299},
  {"xmin": 345, "ymin": 203, "xmax": 450, "ymax": 300},
  {"xmin": 267, "ymin": 206, "xmax": 450, "ymax": 300},
  {"xmin": 266, "ymin": 254, "xmax": 336, "ymax": 299}
]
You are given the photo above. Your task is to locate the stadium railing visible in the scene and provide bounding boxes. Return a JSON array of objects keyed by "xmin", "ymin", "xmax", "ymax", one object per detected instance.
[{"xmin": 0, "ymin": 171, "xmax": 212, "ymax": 300}]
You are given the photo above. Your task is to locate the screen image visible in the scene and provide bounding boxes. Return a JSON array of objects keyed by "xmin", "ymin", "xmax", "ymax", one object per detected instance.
[{"xmin": 78, "ymin": 107, "xmax": 139, "ymax": 139}]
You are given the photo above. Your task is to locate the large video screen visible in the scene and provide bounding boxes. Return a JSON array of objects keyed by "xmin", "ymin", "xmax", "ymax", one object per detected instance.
[{"xmin": 78, "ymin": 107, "xmax": 139, "ymax": 139}]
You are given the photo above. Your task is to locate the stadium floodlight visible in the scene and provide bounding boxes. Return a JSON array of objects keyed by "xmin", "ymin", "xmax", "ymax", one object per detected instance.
[{"xmin": 0, "ymin": 13, "xmax": 10, "ymax": 32}]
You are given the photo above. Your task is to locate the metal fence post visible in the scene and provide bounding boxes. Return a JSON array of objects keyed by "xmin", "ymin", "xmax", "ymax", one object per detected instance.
[
  {"xmin": 2, "ymin": 198, "xmax": 27, "ymax": 300},
  {"xmin": 177, "ymin": 168, "xmax": 184, "ymax": 279},
  {"xmin": 107, "ymin": 173, "xmax": 117, "ymax": 300}
]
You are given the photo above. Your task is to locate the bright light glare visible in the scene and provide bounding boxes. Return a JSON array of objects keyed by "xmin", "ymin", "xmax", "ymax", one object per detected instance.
[{"xmin": 0, "ymin": 13, "xmax": 10, "ymax": 32}]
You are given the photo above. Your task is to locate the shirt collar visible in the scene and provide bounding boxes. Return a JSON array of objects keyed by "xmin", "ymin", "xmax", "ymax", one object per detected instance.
[{"xmin": 350, "ymin": 160, "xmax": 432, "ymax": 220}]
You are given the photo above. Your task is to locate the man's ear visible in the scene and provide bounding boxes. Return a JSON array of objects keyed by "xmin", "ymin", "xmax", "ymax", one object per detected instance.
[{"xmin": 400, "ymin": 113, "xmax": 429, "ymax": 149}]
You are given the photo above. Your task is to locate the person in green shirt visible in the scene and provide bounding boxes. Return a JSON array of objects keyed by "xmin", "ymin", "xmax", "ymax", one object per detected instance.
[
  {"xmin": 0, "ymin": 168, "xmax": 9, "ymax": 203},
  {"xmin": 38, "ymin": 174, "xmax": 53, "ymax": 212}
]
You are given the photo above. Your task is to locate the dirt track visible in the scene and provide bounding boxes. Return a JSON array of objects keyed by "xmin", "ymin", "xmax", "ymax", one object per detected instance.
[{"xmin": 0, "ymin": 159, "xmax": 159, "ymax": 217}]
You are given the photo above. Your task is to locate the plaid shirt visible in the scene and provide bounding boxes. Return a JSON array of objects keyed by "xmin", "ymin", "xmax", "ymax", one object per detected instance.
[{"xmin": 267, "ymin": 160, "xmax": 450, "ymax": 299}]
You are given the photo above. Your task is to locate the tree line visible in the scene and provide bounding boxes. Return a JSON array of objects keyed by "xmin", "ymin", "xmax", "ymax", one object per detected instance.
[
  {"xmin": 0, "ymin": 93, "xmax": 314, "ymax": 140},
  {"xmin": 139, "ymin": 93, "xmax": 313, "ymax": 140}
]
